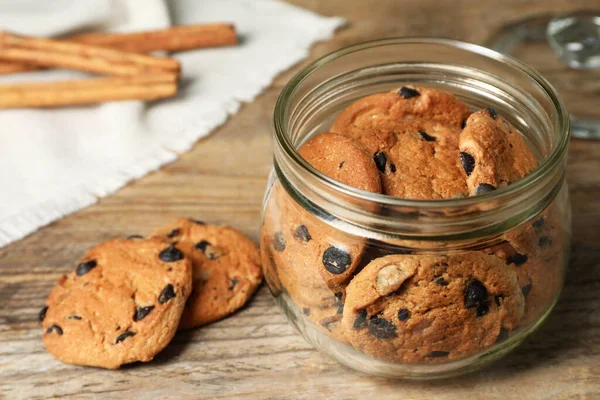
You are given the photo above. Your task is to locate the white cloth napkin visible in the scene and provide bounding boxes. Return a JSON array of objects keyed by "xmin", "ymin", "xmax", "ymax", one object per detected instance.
[{"xmin": 0, "ymin": 0, "xmax": 344, "ymax": 247}]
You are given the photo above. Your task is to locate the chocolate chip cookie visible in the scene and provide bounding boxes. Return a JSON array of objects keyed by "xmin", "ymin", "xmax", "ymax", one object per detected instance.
[
  {"xmin": 459, "ymin": 108, "xmax": 538, "ymax": 195},
  {"xmin": 153, "ymin": 218, "xmax": 263, "ymax": 329},
  {"xmin": 486, "ymin": 203, "xmax": 566, "ymax": 324},
  {"xmin": 261, "ymin": 184, "xmax": 361, "ymax": 306},
  {"xmin": 331, "ymin": 87, "xmax": 472, "ymax": 199},
  {"xmin": 331, "ymin": 86, "xmax": 472, "ymax": 155},
  {"xmin": 299, "ymin": 132, "xmax": 381, "ymax": 193},
  {"xmin": 41, "ymin": 238, "xmax": 192, "ymax": 369},
  {"xmin": 342, "ymin": 253, "xmax": 524, "ymax": 363}
]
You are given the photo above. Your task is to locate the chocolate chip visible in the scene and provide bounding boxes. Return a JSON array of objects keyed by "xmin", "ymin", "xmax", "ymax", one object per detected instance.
[
  {"xmin": 459, "ymin": 152, "xmax": 475, "ymax": 176},
  {"xmin": 464, "ymin": 279, "xmax": 490, "ymax": 318},
  {"xmin": 486, "ymin": 107, "xmax": 498, "ymax": 119},
  {"xmin": 190, "ymin": 219, "xmax": 205, "ymax": 225},
  {"xmin": 373, "ymin": 151, "xmax": 387, "ymax": 173},
  {"xmin": 389, "ymin": 163, "xmax": 396, "ymax": 173},
  {"xmin": 158, "ymin": 284, "xmax": 176, "ymax": 304},
  {"xmin": 67, "ymin": 315, "xmax": 82, "ymax": 320},
  {"xmin": 353, "ymin": 309, "xmax": 368, "ymax": 329},
  {"xmin": 397, "ymin": 308, "xmax": 410, "ymax": 321},
  {"xmin": 419, "ymin": 131, "xmax": 436, "ymax": 142},
  {"xmin": 167, "ymin": 228, "xmax": 181, "ymax": 238},
  {"xmin": 116, "ymin": 326, "xmax": 121, "ymax": 331},
  {"xmin": 507, "ymin": 252, "xmax": 528, "ymax": 266},
  {"xmin": 476, "ymin": 183, "xmax": 496, "ymax": 195},
  {"xmin": 538, "ymin": 236, "xmax": 552, "ymax": 247},
  {"xmin": 159, "ymin": 246, "xmax": 184, "ymax": 263},
  {"xmin": 303, "ymin": 308, "xmax": 310, "ymax": 316},
  {"xmin": 521, "ymin": 283, "xmax": 532, "ymax": 296},
  {"xmin": 127, "ymin": 234, "xmax": 144, "ymax": 239},
  {"xmin": 76, "ymin": 260, "xmax": 97, "ymax": 276},
  {"xmin": 339, "ymin": 161, "xmax": 345, "ymax": 168},
  {"xmin": 322, "ymin": 247, "xmax": 351, "ymax": 275},
  {"xmin": 194, "ymin": 240, "xmax": 209, "ymax": 252},
  {"xmin": 476, "ymin": 303, "xmax": 489, "ymax": 317},
  {"xmin": 465, "ymin": 279, "xmax": 488, "ymax": 307},
  {"xmin": 494, "ymin": 294, "xmax": 505, "ymax": 307},
  {"xmin": 195, "ymin": 240, "xmax": 220, "ymax": 260},
  {"xmin": 435, "ymin": 277, "xmax": 448, "ymax": 286},
  {"xmin": 368, "ymin": 317, "xmax": 397, "ymax": 339},
  {"xmin": 272, "ymin": 232, "xmax": 286, "ymax": 252},
  {"xmin": 533, "ymin": 217, "xmax": 546, "ymax": 230},
  {"xmin": 496, "ymin": 328, "xmax": 509, "ymax": 343},
  {"xmin": 134, "ymin": 306, "xmax": 155, "ymax": 322},
  {"xmin": 46, "ymin": 325, "xmax": 63, "ymax": 335},
  {"xmin": 229, "ymin": 278, "xmax": 239, "ymax": 290},
  {"xmin": 336, "ymin": 304, "xmax": 344, "ymax": 315},
  {"xmin": 294, "ymin": 225, "xmax": 312, "ymax": 242},
  {"xmin": 398, "ymin": 86, "xmax": 420, "ymax": 99},
  {"xmin": 428, "ymin": 351, "xmax": 449, "ymax": 358},
  {"xmin": 461, "ymin": 119, "xmax": 467, "ymax": 129},
  {"xmin": 115, "ymin": 330, "xmax": 136, "ymax": 344},
  {"xmin": 334, "ymin": 292, "xmax": 344, "ymax": 301},
  {"xmin": 38, "ymin": 306, "xmax": 48, "ymax": 322}
]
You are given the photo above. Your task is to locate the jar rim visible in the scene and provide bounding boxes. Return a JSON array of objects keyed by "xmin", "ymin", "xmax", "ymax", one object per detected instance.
[{"xmin": 273, "ymin": 37, "xmax": 570, "ymax": 210}]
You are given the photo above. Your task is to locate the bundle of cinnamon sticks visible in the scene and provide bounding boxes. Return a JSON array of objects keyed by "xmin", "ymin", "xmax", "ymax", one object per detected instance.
[{"xmin": 0, "ymin": 23, "xmax": 237, "ymax": 108}]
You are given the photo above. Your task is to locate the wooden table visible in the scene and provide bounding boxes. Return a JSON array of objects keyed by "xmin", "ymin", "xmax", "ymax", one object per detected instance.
[{"xmin": 2, "ymin": 1, "xmax": 599, "ymax": 399}]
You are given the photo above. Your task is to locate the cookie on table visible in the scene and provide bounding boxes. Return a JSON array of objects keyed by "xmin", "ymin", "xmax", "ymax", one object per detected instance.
[
  {"xmin": 299, "ymin": 132, "xmax": 382, "ymax": 193},
  {"xmin": 342, "ymin": 253, "xmax": 524, "ymax": 363},
  {"xmin": 331, "ymin": 87, "xmax": 472, "ymax": 199},
  {"xmin": 459, "ymin": 108, "xmax": 538, "ymax": 196},
  {"xmin": 41, "ymin": 238, "xmax": 192, "ymax": 369},
  {"xmin": 331, "ymin": 86, "xmax": 472, "ymax": 155},
  {"xmin": 153, "ymin": 218, "xmax": 263, "ymax": 330}
]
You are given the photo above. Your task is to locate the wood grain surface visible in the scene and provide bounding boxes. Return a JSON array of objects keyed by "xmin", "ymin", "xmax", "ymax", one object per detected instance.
[{"xmin": 1, "ymin": 1, "xmax": 600, "ymax": 399}]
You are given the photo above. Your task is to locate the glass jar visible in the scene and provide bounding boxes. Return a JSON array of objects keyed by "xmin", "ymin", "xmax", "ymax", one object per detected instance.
[{"xmin": 260, "ymin": 38, "xmax": 571, "ymax": 379}]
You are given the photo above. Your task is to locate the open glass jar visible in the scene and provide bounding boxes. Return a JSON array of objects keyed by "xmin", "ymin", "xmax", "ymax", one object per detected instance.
[{"xmin": 260, "ymin": 38, "xmax": 571, "ymax": 379}]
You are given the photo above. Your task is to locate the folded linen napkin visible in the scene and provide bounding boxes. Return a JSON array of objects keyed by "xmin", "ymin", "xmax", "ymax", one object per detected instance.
[{"xmin": 0, "ymin": 0, "xmax": 344, "ymax": 247}]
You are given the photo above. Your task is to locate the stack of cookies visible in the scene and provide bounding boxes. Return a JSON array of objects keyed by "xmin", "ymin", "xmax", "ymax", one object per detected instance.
[
  {"xmin": 40, "ymin": 218, "xmax": 263, "ymax": 369},
  {"xmin": 261, "ymin": 86, "xmax": 564, "ymax": 363}
]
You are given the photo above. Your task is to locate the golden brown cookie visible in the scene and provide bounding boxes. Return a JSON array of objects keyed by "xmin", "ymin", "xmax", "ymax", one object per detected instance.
[
  {"xmin": 331, "ymin": 86, "xmax": 472, "ymax": 154},
  {"xmin": 153, "ymin": 218, "xmax": 263, "ymax": 329},
  {"xmin": 485, "ymin": 203, "xmax": 566, "ymax": 324},
  {"xmin": 261, "ymin": 130, "xmax": 383, "ymax": 306},
  {"xmin": 342, "ymin": 253, "xmax": 524, "ymax": 363},
  {"xmin": 331, "ymin": 87, "xmax": 472, "ymax": 199},
  {"xmin": 299, "ymin": 132, "xmax": 381, "ymax": 193},
  {"xmin": 459, "ymin": 108, "xmax": 538, "ymax": 195},
  {"xmin": 41, "ymin": 238, "xmax": 192, "ymax": 369},
  {"xmin": 261, "ymin": 184, "xmax": 362, "ymax": 306},
  {"xmin": 376, "ymin": 120, "xmax": 468, "ymax": 199}
]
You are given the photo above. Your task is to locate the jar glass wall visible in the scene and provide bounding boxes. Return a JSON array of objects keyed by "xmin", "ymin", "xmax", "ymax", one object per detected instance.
[{"xmin": 260, "ymin": 38, "xmax": 571, "ymax": 379}]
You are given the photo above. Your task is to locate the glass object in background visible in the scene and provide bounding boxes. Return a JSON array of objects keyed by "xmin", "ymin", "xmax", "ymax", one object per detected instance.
[
  {"xmin": 260, "ymin": 38, "xmax": 572, "ymax": 379},
  {"xmin": 487, "ymin": 10, "xmax": 600, "ymax": 139}
]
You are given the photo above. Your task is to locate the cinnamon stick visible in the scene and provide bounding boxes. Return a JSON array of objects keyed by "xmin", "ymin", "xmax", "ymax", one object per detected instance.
[
  {"xmin": 0, "ymin": 32, "xmax": 180, "ymax": 77},
  {"xmin": 0, "ymin": 74, "xmax": 177, "ymax": 108},
  {"xmin": 0, "ymin": 24, "xmax": 236, "ymax": 75},
  {"xmin": 72, "ymin": 23, "xmax": 237, "ymax": 53}
]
